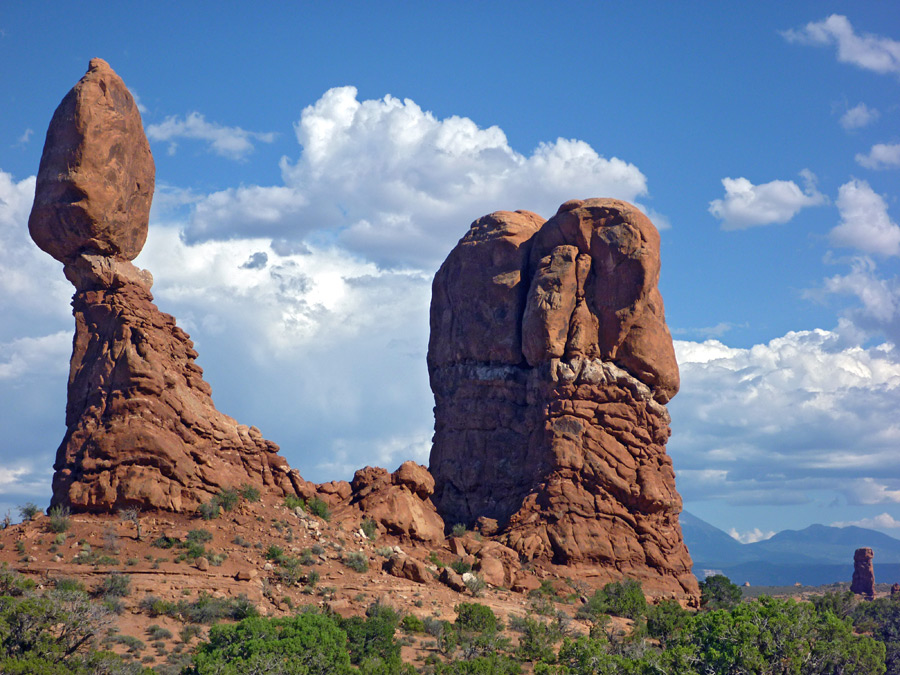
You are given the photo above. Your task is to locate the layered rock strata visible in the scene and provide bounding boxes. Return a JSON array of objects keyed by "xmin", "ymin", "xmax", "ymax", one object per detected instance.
[
  {"xmin": 32, "ymin": 59, "xmax": 305, "ymax": 512},
  {"xmin": 428, "ymin": 199, "xmax": 697, "ymax": 599}
]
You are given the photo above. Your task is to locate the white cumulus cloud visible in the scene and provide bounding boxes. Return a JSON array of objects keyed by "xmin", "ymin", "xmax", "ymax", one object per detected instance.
[
  {"xmin": 146, "ymin": 112, "xmax": 276, "ymax": 160},
  {"xmin": 184, "ymin": 86, "xmax": 652, "ymax": 269},
  {"xmin": 856, "ymin": 143, "xmax": 900, "ymax": 170},
  {"xmin": 669, "ymin": 330, "xmax": 900, "ymax": 509},
  {"xmin": 728, "ymin": 527, "xmax": 776, "ymax": 544},
  {"xmin": 709, "ymin": 171, "xmax": 826, "ymax": 229},
  {"xmin": 841, "ymin": 103, "xmax": 880, "ymax": 130},
  {"xmin": 832, "ymin": 512, "xmax": 900, "ymax": 529},
  {"xmin": 829, "ymin": 179, "xmax": 900, "ymax": 256},
  {"xmin": 782, "ymin": 14, "xmax": 900, "ymax": 77}
]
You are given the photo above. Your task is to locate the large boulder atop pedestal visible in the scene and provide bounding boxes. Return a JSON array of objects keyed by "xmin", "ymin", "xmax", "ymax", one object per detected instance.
[{"xmin": 29, "ymin": 58, "xmax": 154, "ymax": 264}]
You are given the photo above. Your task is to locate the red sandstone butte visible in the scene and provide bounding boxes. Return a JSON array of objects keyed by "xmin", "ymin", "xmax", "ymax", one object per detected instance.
[
  {"xmin": 30, "ymin": 59, "xmax": 307, "ymax": 513},
  {"xmin": 428, "ymin": 198, "xmax": 697, "ymax": 601}
]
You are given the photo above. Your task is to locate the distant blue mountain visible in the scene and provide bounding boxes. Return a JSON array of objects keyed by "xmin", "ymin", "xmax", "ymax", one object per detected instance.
[{"xmin": 681, "ymin": 511, "xmax": 900, "ymax": 586}]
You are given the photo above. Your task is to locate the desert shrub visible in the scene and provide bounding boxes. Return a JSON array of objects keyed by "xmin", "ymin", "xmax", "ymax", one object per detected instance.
[
  {"xmin": 208, "ymin": 553, "xmax": 227, "ymax": 567},
  {"xmin": 284, "ymin": 495, "xmax": 305, "ymax": 510},
  {"xmin": 180, "ymin": 624, "xmax": 202, "ymax": 644},
  {"xmin": 361, "ymin": 517, "xmax": 378, "ymax": 540},
  {"xmin": 307, "ymin": 497, "xmax": 331, "ymax": 521},
  {"xmin": 465, "ymin": 574, "xmax": 486, "ymax": 597},
  {"xmin": 274, "ymin": 556, "xmax": 304, "ymax": 585},
  {"xmin": 577, "ymin": 579, "xmax": 646, "ymax": 621},
  {"xmin": 147, "ymin": 624, "xmax": 173, "ymax": 641},
  {"xmin": 140, "ymin": 595, "xmax": 176, "ymax": 617},
  {"xmin": 17, "ymin": 503, "xmax": 41, "ymax": 522},
  {"xmin": 186, "ymin": 529, "xmax": 214, "ymax": 545},
  {"xmin": 232, "ymin": 535, "xmax": 251, "ymax": 547},
  {"xmin": 214, "ymin": 488, "xmax": 240, "ymax": 512},
  {"xmin": 344, "ymin": 552, "xmax": 369, "ymax": 573},
  {"xmin": 152, "ymin": 535, "xmax": 180, "ymax": 549},
  {"xmin": 0, "ymin": 567, "xmax": 37, "ymax": 596},
  {"xmin": 238, "ymin": 484, "xmax": 261, "ymax": 502},
  {"xmin": 699, "ymin": 574, "xmax": 742, "ymax": 610},
  {"xmin": 435, "ymin": 654, "xmax": 522, "ymax": 674},
  {"xmin": 451, "ymin": 560, "xmax": 472, "ymax": 576},
  {"xmin": 196, "ymin": 501, "xmax": 220, "ymax": 520},
  {"xmin": 401, "ymin": 614, "xmax": 426, "ymax": 634},
  {"xmin": 47, "ymin": 505, "xmax": 70, "ymax": 533},
  {"xmin": 305, "ymin": 570, "xmax": 320, "ymax": 588},
  {"xmin": 95, "ymin": 573, "xmax": 131, "ymax": 598},
  {"xmin": 53, "ymin": 532, "xmax": 66, "ymax": 545},
  {"xmin": 53, "ymin": 577, "xmax": 87, "ymax": 594},
  {"xmin": 265, "ymin": 544, "xmax": 285, "ymax": 563}
]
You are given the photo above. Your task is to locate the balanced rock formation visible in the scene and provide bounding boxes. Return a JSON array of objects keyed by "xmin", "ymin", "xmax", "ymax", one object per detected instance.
[
  {"xmin": 31, "ymin": 59, "xmax": 306, "ymax": 512},
  {"xmin": 428, "ymin": 199, "xmax": 696, "ymax": 599},
  {"xmin": 851, "ymin": 547, "xmax": 875, "ymax": 598}
]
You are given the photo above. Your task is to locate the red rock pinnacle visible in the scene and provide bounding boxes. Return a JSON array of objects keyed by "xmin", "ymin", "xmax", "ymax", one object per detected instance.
[
  {"xmin": 428, "ymin": 199, "xmax": 697, "ymax": 602},
  {"xmin": 30, "ymin": 60, "xmax": 307, "ymax": 512}
]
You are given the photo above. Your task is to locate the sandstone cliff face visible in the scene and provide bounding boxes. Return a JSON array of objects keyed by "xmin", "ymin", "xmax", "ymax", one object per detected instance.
[
  {"xmin": 428, "ymin": 198, "xmax": 697, "ymax": 599},
  {"xmin": 32, "ymin": 60, "xmax": 306, "ymax": 512}
]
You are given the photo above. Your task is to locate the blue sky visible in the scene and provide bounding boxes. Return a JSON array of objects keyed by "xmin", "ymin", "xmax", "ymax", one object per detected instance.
[{"xmin": 1, "ymin": 2, "xmax": 900, "ymax": 545}]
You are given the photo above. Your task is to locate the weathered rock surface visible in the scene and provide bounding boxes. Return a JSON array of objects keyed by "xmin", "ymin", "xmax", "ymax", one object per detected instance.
[
  {"xmin": 29, "ymin": 59, "xmax": 154, "ymax": 264},
  {"xmin": 33, "ymin": 60, "xmax": 305, "ymax": 513},
  {"xmin": 428, "ymin": 198, "xmax": 696, "ymax": 601},
  {"xmin": 851, "ymin": 547, "xmax": 875, "ymax": 597},
  {"xmin": 349, "ymin": 462, "xmax": 444, "ymax": 545}
]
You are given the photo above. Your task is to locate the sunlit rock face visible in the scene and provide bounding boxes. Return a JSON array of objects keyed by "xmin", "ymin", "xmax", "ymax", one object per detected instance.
[
  {"xmin": 31, "ymin": 59, "xmax": 308, "ymax": 513},
  {"xmin": 428, "ymin": 198, "xmax": 698, "ymax": 601}
]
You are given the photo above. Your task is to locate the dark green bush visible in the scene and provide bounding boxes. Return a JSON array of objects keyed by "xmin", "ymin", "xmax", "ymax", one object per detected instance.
[
  {"xmin": 307, "ymin": 497, "xmax": 331, "ymax": 521},
  {"xmin": 455, "ymin": 602, "xmax": 500, "ymax": 634},
  {"xmin": 47, "ymin": 505, "xmax": 70, "ymax": 533},
  {"xmin": 401, "ymin": 614, "xmax": 426, "ymax": 634},
  {"xmin": 214, "ymin": 488, "xmax": 240, "ymax": 512},
  {"xmin": 577, "ymin": 579, "xmax": 646, "ymax": 621},
  {"xmin": 17, "ymin": 503, "xmax": 41, "ymax": 521},
  {"xmin": 450, "ymin": 560, "xmax": 472, "ymax": 575},
  {"xmin": 188, "ymin": 612, "xmax": 354, "ymax": 674},
  {"xmin": 186, "ymin": 529, "xmax": 213, "ymax": 545},
  {"xmin": 361, "ymin": 517, "xmax": 378, "ymax": 540},
  {"xmin": 284, "ymin": 495, "xmax": 305, "ymax": 510},
  {"xmin": 95, "ymin": 573, "xmax": 131, "ymax": 598},
  {"xmin": 238, "ymin": 484, "xmax": 261, "ymax": 502},
  {"xmin": 699, "ymin": 574, "xmax": 742, "ymax": 610},
  {"xmin": 344, "ymin": 552, "xmax": 369, "ymax": 573},
  {"xmin": 196, "ymin": 501, "xmax": 220, "ymax": 520}
]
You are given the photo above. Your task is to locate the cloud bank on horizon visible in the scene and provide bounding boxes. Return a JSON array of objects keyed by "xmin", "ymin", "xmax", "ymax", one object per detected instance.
[{"xmin": 1, "ymin": 8, "xmax": 899, "ymax": 539}]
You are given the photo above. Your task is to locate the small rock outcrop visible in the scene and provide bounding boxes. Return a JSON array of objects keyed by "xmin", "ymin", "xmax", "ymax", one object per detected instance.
[
  {"xmin": 851, "ymin": 547, "xmax": 875, "ymax": 598},
  {"xmin": 428, "ymin": 199, "xmax": 696, "ymax": 600},
  {"xmin": 31, "ymin": 59, "xmax": 305, "ymax": 513},
  {"xmin": 349, "ymin": 462, "xmax": 444, "ymax": 545}
]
